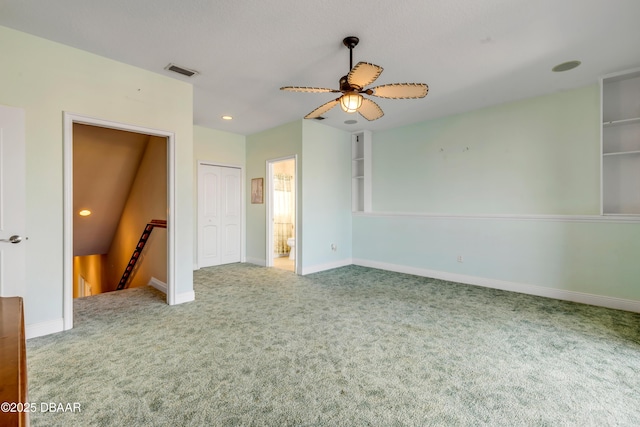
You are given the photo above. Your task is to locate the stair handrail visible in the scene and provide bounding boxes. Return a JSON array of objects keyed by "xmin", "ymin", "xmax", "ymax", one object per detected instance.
[{"xmin": 116, "ymin": 219, "xmax": 167, "ymax": 290}]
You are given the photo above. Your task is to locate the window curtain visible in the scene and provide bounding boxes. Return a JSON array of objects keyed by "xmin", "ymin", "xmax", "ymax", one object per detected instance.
[{"xmin": 273, "ymin": 173, "xmax": 294, "ymax": 255}]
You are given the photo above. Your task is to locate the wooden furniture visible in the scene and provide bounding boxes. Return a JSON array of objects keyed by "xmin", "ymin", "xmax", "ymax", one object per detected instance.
[
  {"xmin": 0, "ymin": 297, "xmax": 28, "ymax": 427},
  {"xmin": 601, "ymin": 67, "xmax": 640, "ymax": 215}
]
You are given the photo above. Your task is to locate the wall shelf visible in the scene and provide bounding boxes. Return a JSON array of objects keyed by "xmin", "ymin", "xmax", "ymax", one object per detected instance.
[
  {"xmin": 601, "ymin": 67, "xmax": 640, "ymax": 215},
  {"xmin": 352, "ymin": 130, "xmax": 372, "ymax": 212},
  {"xmin": 603, "ymin": 117, "xmax": 640, "ymax": 127},
  {"xmin": 603, "ymin": 150, "xmax": 640, "ymax": 156}
]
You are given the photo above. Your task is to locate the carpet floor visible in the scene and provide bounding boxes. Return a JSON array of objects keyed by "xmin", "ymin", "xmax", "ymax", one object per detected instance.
[{"xmin": 26, "ymin": 264, "xmax": 640, "ymax": 426}]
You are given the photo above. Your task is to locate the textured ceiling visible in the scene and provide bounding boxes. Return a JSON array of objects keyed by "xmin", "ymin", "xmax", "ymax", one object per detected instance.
[{"xmin": 1, "ymin": 1, "xmax": 640, "ymax": 135}]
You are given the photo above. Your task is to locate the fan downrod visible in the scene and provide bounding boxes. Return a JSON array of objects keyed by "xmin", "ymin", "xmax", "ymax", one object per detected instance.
[{"xmin": 343, "ymin": 36, "xmax": 359, "ymax": 73}]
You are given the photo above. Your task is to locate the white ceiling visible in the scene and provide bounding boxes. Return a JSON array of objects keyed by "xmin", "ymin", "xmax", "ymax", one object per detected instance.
[{"xmin": 1, "ymin": 1, "xmax": 640, "ymax": 135}]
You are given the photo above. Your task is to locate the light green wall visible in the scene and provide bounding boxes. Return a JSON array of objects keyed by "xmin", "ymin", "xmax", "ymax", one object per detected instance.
[
  {"xmin": 301, "ymin": 121, "xmax": 352, "ymax": 271},
  {"xmin": 194, "ymin": 125, "xmax": 246, "ymax": 166},
  {"xmin": 0, "ymin": 26, "xmax": 194, "ymax": 325},
  {"xmin": 193, "ymin": 125, "xmax": 246, "ymax": 265},
  {"xmin": 246, "ymin": 120, "xmax": 302, "ymax": 263},
  {"xmin": 373, "ymin": 86, "xmax": 601, "ymax": 214},
  {"xmin": 244, "ymin": 119, "xmax": 352, "ymax": 271},
  {"xmin": 354, "ymin": 85, "xmax": 640, "ymax": 304},
  {"xmin": 354, "ymin": 215, "xmax": 640, "ymax": 301}
]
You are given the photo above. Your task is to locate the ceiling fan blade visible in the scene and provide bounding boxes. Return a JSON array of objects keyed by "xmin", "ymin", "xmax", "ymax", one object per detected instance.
[
  {"xmin": 370, "ymin": 83, "xmax": 429, "ymax": 99},
  {"xmin": 281, "ymin": 86, "xmax": 339, "ymax": 93},
  {"xmin": 347, "ymin": 62, "xmax": 383, "ymax": 89},
  {"xmin": 304, "ymin": 99, "xmax": 340, "ymax": 119},
  {"xmin": 358, "ymin": 98, "xmax": 384, "ymax": 121}
]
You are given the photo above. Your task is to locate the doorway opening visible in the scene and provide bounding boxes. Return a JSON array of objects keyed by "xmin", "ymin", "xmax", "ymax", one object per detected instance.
[
  {"xmin": 72, "ymin": 124, "xmax": 167, "ymax": 298},
  {"xmin": 266, "ymin": 156, "xmax": 297, "ymax": 273},
  {"xmin": 63, "ymin": 113, "xmax": 177, "ymax": 331}
]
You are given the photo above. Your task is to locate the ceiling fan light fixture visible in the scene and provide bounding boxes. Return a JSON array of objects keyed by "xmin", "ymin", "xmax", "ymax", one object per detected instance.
[
  {"xmin": 340, "ymin": 92, "xmax": 363, "ymax": 113},
  {"xmin": 283, "ymin": 37, "xmax": 428, "ymax": 121}
]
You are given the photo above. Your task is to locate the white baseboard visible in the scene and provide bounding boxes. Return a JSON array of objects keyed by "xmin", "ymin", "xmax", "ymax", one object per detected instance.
[
  {"xmin": 26, "ymin": 318, "xmax": 64, "ymax": 339},
  {"xmin": 193, "ymin": 263, "xmax": 199, "ymax": 271},
  {"xmin": 352, "ymin": 259, "xmax": 640, "ymax": 313},
  {"xmin": 301, "ymin": 258, "xmax": 353, "ymax": 275},
  {"xmin": 148, "ymin": 277, "xmax": 167, "ymax": 294},
  {"xmin": 174, "ymin": 291, "xmax": 195, "ymax": 305},
  {"xmin": 246, "ymin": 257, "xmax": 266, "ymax": 267}
]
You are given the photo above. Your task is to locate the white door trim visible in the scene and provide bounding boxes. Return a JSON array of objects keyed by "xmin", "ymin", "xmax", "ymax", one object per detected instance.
[
  {"xmin": 196, "ymin": 160, "xmax": 245, "ymax": 269},
  {"xmin": 63, "ymin": 112, "xmax": 177, "ymax": 331},
  {"xmin": 266, "ymin": 155, "xmax": 298, "ymax": 274}
]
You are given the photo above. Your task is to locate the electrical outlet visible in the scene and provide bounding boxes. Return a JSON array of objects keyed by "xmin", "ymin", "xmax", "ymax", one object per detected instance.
[
  {"xmin": 331, "ymin": 243, "xmax": 337, "ymax": 252},
  {"xmin": 457, "ymin": 255, "xmax": 464, "ymax": 263}
]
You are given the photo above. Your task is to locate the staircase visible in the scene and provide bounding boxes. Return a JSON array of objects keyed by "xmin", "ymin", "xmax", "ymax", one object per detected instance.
[{"xmin": 116, "ymin": 219, "xmax": 167, "ymax": 290}]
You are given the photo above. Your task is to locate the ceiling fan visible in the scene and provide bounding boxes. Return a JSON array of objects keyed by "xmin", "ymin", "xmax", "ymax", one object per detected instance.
[{"xmin": 281, "ymin": 36, "xmax": 429, "ymax": 121}]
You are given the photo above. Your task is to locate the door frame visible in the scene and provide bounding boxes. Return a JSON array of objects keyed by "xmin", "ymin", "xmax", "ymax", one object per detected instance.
[
  {"xmin": 266, "ymin": 155, "xmax": 298, "ymax": 274},
  {"xmin": 196, "ymin": 160, "xmax": 245, "ymax": 269},
  {"xmin": 63, "ymin": 112, "xmax": 176, "ymax": 331}
]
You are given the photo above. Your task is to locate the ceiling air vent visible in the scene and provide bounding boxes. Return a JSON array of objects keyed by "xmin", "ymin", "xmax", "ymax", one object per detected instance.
[{"xmin": 164, "ymin": 63, "xmax": 199, "ymax": 77}]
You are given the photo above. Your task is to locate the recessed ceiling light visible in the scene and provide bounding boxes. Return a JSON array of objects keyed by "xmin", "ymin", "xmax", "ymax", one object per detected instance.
[
  {"xmin": 344, "ymin": 120, "xmax": 358, "ymax": 125},
  {"xmin": 552, "ymin": 60, "xmax": 581, "ymax": 72},
  {"xmin": 222, "ymin": 115, "xmax": 233, "ymax": 120},
  {"xmin": 79, "ymin": 209, "xmax": 92, "ymax": 217}
]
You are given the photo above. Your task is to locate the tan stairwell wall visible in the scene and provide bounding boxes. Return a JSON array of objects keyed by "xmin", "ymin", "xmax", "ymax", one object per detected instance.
[
  {"xmin": 106, "ymin": 136, "xmax": 168, "ymax": 291},
  {"xmin": 72, "ymin": 254, "xmax": 108, "ymax": 297}
]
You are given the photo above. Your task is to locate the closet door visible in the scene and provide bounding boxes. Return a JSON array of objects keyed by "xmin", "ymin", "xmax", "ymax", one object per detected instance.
[
  {"xmin": 220, "ymin": 167, "xmax": 241, "ymax": 264},
  {"xmin": 198, "ymin": 164, "xmax": 241, "ymax": 268}
]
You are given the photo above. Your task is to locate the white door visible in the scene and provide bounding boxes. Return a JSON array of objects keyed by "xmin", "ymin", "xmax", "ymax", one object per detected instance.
[
  {"xmin": 198, "ymin": 164, "xmax": 220, "ymax": 267},
  {"xmin": 219, "ymin": 167, "xmax": 241, "ymax": 264},
  {"xmin": 0, "ymin": 105, "xmax": 26, "ymax": 297},
  {"xmin": 197, "ymin": 164, "xmax": 241, "ymax": 268}
]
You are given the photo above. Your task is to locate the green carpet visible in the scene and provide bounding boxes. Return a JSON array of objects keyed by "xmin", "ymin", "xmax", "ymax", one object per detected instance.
[{"xmin": 26, "ymin": 264, "xmax": 640, "ymax": 426}]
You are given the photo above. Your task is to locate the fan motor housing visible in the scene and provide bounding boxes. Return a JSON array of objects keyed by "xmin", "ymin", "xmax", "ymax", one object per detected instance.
[
  {"xmin": 340, "ymin": 75, "xmax": 362, "ymax": 92},
  {"xmin": 339, "ymin": 76, "xmax": 351, "ymax": 92}
]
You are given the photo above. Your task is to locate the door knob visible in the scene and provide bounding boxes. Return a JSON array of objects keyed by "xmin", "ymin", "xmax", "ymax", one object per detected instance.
[{"xmin": 0, "ymin": 235, "xmax": 22, "ymax": 244}]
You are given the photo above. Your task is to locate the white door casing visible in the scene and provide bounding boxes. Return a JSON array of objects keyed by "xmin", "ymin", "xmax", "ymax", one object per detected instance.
[
  {"xmin": 64, "ymin": 112, "xmax": 178, "ymax": 332},
  {"xmin": 197, "ymin": 163, "xmax": 241, "ymax": 268},
  {"xmin": 0, "ymin": 105, "xmax": 26, "ymax": 298},
  {"xmin": 266, "ymin": 155, "xmax": 298, "ymax": 273}
]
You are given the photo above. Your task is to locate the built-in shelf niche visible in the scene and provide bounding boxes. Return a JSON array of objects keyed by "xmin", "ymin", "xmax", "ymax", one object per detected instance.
[
  {"xmin": 352, "ymin": 130, "xmax": 371, "ymax": 212},
  {"xmin": 601, "ymin": 67, "xmax": 640, "ymax": 215}
]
